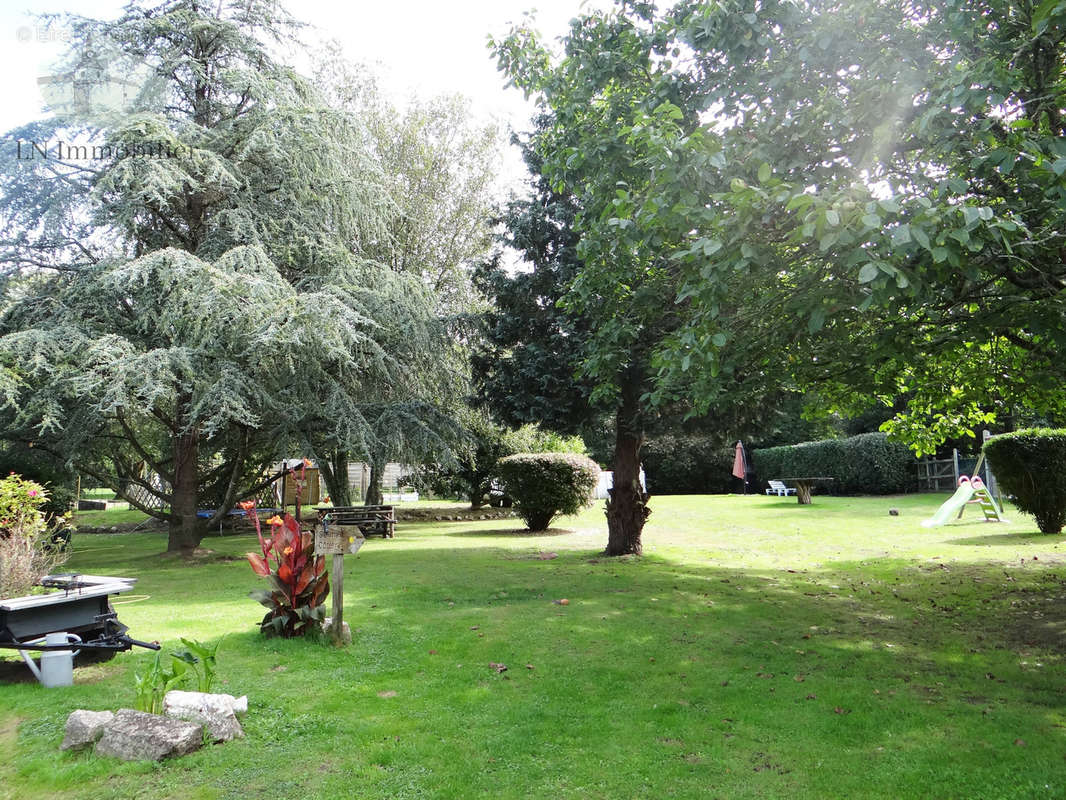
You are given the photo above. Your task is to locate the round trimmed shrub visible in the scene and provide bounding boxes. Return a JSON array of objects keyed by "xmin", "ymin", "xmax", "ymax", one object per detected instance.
[
  {"xmin": 984, "ymin": 428, "xmax": 1066, "ymax": 534},
  {"xmin": 496, "ymin": 453, "xmax": 600, "ymax": 531}
]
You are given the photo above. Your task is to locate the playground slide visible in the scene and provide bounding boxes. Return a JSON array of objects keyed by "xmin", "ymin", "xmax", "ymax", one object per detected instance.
[{"xmin": 921, "ymin": 482, "xmax": 975, "ymax": 528}]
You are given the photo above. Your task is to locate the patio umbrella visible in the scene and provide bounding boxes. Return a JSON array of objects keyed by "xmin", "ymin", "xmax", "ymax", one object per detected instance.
[{"xmin": 732, "ymin": 441, "xmax": 748, "ymax": 493}]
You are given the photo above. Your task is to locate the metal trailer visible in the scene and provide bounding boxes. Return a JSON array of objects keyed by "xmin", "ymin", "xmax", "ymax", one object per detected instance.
[{"xmin": 0, "ymin": 573, "xmax": 159, "ymax": 680}]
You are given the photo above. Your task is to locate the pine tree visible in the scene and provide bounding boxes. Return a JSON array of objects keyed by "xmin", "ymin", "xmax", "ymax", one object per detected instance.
[{"xmin": 0, "ymin": 1, "xmax": 449, "ymax": 552}]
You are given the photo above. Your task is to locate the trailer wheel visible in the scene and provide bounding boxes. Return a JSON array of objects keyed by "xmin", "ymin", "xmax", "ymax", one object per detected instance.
[{"xmin": 74, "ymin": 629, "xmax": 119, "ymax": 664}]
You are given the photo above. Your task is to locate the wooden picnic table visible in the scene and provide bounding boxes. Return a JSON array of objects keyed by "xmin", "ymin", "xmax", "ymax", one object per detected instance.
[
  {"xmin": 775, "ymin": 477, "xmax": 834, "ymax": 505},
  {"xmin": 315, "ymin": 505, "xmax": 395, "ymax": 539}
]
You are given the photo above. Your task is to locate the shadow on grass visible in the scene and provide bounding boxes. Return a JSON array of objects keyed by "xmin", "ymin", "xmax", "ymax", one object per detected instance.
[
  {"xmin": 444, "ymin": 527, "xmax": 578, "ymax": 538},
  {"xmin": 947, "ymin": 531, "xmax": 1060, "ymax": 546},
  {"xmin": 6, "ymin": 533, "xmax": 1064, "ymax": 799}
]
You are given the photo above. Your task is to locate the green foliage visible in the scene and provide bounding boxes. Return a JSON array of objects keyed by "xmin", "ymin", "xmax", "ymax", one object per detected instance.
[
  {"xmin": 171, "ymin": 637, "xmax": 223, "ymax": 693},
  {"xmin": 0, "ymin": 1, "xmax": 451, "ymax": 553},
  {"xmin": 133, "ymin": 651, "xmax": 189, "ymax": 715},
  {"xmin": 310, "ymin": 56, "xmax": 502, "ymax": 504},
  {"xmin": 473, "ymin": 125, "xmax": 595, "ymax": 433},
  {"xmin": 412, "ymin": 411, "xmax": 585, "ymax": 509},
  {"xmin": 0, "ymin": 473, "xmax": 49, "ymax": 539},
  {"xmin": 984, "ymin": 429, "xmax": 1066, "ymax": 534},
  {"xmin": 641, "ymin": 437, "xmax": 737, "ymax": 495},
  {"xmin": 496, "ymin": 453, "xmax": 599, "ymax": 531},
  {"xmin": 753, "ymin": 433, "xmax": 915, "ymax": 495},
  {"xmin": 246, "ymin": 512, "xmax": 329, "ymax": 638},
  {"xmin": 0, "ymin": 474, "xmax": 69, "ymax": 599},
  {"xmin": 0, "ymin": 447, "xmax": 76, "ymax": 516},
  {"xmin": 494, "ymin": 0, "xmax": 1066, "ymax": 460}
]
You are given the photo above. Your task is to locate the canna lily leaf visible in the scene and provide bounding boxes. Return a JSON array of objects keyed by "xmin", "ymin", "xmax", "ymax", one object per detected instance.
[
  {"xmin": 282, "ymin": 514, "xmax": 301, "ymax": 537},
  {"xmin": 278, "ymin": 562, "xmax": 294, "ymax": 586},
  {"xmin": 246, "ymin": 552, "xmax": 270, "ymax": 576}
]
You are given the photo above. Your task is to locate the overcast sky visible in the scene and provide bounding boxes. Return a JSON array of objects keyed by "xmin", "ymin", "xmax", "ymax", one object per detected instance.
[{"xmin": 0, "ymin": 0, "xmax": 611, "ymax": 190}]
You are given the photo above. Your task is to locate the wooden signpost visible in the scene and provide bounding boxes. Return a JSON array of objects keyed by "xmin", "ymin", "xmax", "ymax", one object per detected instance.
[{"xmin": 315, "ymin": 519, "xmax": 365, "ymax": 646}]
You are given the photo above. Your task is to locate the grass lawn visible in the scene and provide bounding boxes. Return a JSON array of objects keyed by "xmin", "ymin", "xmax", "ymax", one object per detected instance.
[{"xmin": 2, "ymin": 493, "xmax": 1064, "ymax": 799}]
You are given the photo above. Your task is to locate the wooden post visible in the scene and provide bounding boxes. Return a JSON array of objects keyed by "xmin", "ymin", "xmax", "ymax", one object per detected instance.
[{"xmin": 330, "ymin": 552, "xmax": 344, "ymax": 645}]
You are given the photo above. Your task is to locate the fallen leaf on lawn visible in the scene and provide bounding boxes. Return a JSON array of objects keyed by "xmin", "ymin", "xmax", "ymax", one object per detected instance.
[
  {"xmin": 470, "ymin": 626, "xmax": 480, "ymax": 630},
  {"xmin": 1014, "ymin": 738, "xmax": 1026, "ymax": 747},
  {"xmin": 428, "ymin": 649, "xmax": 437, "ymax": 655},
  {"xmin": 553, "ymin": 598, "xmax": 570, "ymax": 605},
  {"xmin": 489, "ymin": 662, "xmax": 508, "ymax": 673},
  {"xmin": 794, "ymin": 675, "xmax": 805, "ymax": 682},
  {"xmin": 833, "ymin": 707, "xmax": 850, "ymax": 715},
  {"xmin": 526, "ymin": 664, "xmax": 534, "ymax": 670},
  {"xmin": 806, "ymin": 694, "xmax": 817, "ymax": 700},
  {"xmin": 377, "ymin": 691, "xmax": 397, "ymax": 698}
]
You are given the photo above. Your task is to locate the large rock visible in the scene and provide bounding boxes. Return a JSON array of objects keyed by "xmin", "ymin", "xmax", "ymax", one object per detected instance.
[
  {"xmin": 94, "ymin": 709, "xmax": 203, "ymax": 761},
  {"xmin": 60, "ymin": 710, "xmax": 114, "ymax": 751},
  {"xmin": 163, "ymin": 691, "xmax": 245, "ymax": 742},
  {"xmin": 164, "ymin": 690, "xmax": 247, "ymax": 716}
]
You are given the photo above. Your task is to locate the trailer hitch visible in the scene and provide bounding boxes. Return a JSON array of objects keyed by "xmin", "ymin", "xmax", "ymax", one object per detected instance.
[{"xmin": 0, "ymin": 634, "xmax": 160, "ymax": 652}]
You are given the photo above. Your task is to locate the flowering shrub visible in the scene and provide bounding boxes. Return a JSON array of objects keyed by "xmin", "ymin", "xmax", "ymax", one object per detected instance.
[
  {"xmin": 243, "ymin": 503, "xmax": 329, "ymax": 637},
  {"xmin": 0, "ymin": 473, "xmax": 69, "ymax": 599}
]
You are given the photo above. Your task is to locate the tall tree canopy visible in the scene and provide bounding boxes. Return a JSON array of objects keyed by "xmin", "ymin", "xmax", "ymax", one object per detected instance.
[
  {"xmin": 0, "ymin": 0, "xmax": 450, "ymax": 551},
  {"xmin": 312, "ymin": 55, "xmax": 502, "ymax": 504},
  {"xmin": 493, "ymin": 0, "xmax": 1066, "ymax": 552}
]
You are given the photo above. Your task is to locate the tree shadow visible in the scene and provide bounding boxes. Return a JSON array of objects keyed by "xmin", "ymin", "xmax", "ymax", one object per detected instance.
[
  {"xmin": 948, "ymin": 531, "xmax": 1059, "ymax": 546},
  {"xmin": 444, "ymin": 527, "xmax": 578, "ymax": 538}
]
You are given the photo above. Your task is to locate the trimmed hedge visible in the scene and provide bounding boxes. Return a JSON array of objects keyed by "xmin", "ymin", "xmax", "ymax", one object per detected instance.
[
  {"xmin": 641, "ymin": 437, "xmax": 738, "ymax": 495},
  {"xmin": 984, "ymin": 428, "xmax": 1066, "ymax": 534},
  {"xmin": 753, "ymin": 432, "xmax": 914, "ymax": 495},
  {"xmin": 496, "ymin": 452, "xmax": 600, "ymax": 531}
]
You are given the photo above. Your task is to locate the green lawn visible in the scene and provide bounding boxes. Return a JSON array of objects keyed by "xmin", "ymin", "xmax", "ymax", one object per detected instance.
[{"xmin": 2, "ymin": 493, "xmax": 1064, "ymax": 799}]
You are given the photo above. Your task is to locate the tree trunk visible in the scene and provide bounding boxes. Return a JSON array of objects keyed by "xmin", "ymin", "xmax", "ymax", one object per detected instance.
[
  {"xmin": 364, "ymin": 458, "xmax": 384, "ymax": 506},
  {"xmin": 469, "ymin": 481, "xmax": 486, "ymax": 510},
  {"xmin": 318, "ymin": 449, "xmax": 353, "ymax": 507},
  {"xmin": 167, "ymin": 420, "xmax": 204, "ymax": 554},
  {"xmin": 605, "ymin": 377, "xmax": 649, "ymax": 556}
]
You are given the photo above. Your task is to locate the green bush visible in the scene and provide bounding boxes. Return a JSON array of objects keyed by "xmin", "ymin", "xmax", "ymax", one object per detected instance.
[
  {"xmin": 0, "ymin": 474, "xmax": 70, "ymax": 599},
  {"xmin": 984, "ymin": 428, "xmax": 1066, "ymax": 534},
  {"xmin": 0, "ymin": 448, "xmax": 77, "ymax": 516},
  {"xmin": 641, "ymin": 436, "xmax": 738, "ymax": 494},
  {"xmin": 753, "ymin": 433, "xmax": 915, "ymax": 495},
  {"xmin": 496, "ymin": 453, "xmax": 600, "ymax": 531}
]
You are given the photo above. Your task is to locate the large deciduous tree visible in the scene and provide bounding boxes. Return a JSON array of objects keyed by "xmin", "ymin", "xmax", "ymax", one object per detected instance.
[
  {"xmin": 314, "ymin": 55, "xmax": 502, "ymax": 505},
  {"xmin": 0, "ymin": 0, "xmax": 447, "ymax": 552},
  {"xmin": 493, "ymin": 3, "xmax": 793, "ymax": 554},
  {"xmin": 493, "ymin": 0, "xmax": 1066, "ymax": 555}
]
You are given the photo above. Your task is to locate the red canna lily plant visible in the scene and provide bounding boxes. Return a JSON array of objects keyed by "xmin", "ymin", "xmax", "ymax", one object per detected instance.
[{"xmin": 244, "ymin": 507, "xmax": 329, "ymax": 638}]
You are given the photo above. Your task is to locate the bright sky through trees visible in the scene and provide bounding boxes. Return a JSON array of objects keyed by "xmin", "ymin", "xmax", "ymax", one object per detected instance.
[{"xmin": 0, "ymin": 0, "xmax": 611, "ymax": 186}]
